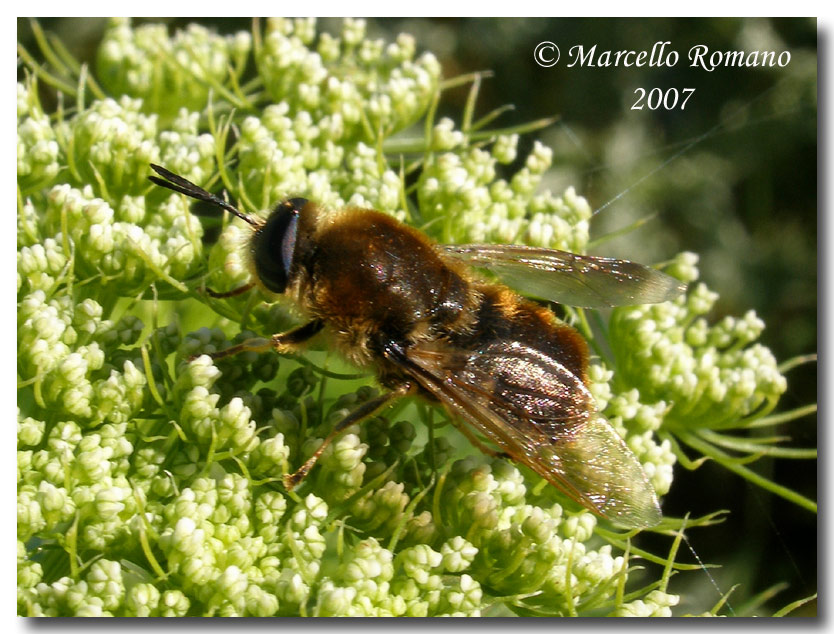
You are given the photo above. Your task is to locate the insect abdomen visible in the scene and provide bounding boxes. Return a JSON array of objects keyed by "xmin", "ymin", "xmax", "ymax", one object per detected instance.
[{"xmin": 450, "ymin": 284, "xmax": 590, "ymax": 385}]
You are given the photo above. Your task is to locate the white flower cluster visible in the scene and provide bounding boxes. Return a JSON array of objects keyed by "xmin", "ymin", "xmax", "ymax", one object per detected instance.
[
  {"xmin": 419, "ymin": 138, "xmax": 591, "ymax": 250},
  {"xmin": 98, "ymin": 17, "xmax": 251, "ymax": 117},
  {"xmin": 18, "ymin": 82, "xmax": 60, "ymax": 195},
  {"xmin": 610, "ymin": 253, "xmax": 787, "ymax": 430}
]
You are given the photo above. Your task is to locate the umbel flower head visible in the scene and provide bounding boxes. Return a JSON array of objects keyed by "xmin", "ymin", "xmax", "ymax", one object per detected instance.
[{"xmin": 17, "ymin": 18, "xmax": 812, "ymax": 617}]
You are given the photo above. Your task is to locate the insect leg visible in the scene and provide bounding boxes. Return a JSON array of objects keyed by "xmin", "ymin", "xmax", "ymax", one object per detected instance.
[
  {"xmin": 270, "ymin": 319, "xmax": 325, "ymax": 352},
  {"xmin": 191, "ymin": 319, "xmax": 324, "ymax": 362},
  {"xmin": 381, "ymin": 341, "xmax": 510, "ymax": 459},
  {"xmin": 283, "ymin": 381, "xmax": 417, "ymax": 490},
  {"xmin": 206, "ymin": 281, "xmax": 255, "ymax": 298},
  {"xmin": 446, "ymin": 415, "xmax": 510, "ymax": 460}
]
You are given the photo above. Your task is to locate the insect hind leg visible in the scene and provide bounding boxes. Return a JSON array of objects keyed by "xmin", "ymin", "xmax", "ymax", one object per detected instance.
[
  {"xmin": 447, "ymin": 415, "xmax": 510, "ymax": 460},
  {"xmin": 283, "ymin": 381, "xmax": 416, "ymax": 490}
]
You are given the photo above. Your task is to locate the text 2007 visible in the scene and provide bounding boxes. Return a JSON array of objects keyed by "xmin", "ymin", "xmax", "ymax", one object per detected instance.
[{"xmin": 631, "ymin": 87, "xmax": 695, "ymax": 111}]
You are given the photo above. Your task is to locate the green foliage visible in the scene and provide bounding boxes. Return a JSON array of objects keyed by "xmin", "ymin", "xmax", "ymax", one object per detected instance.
[{"xmin": 17, "ymin": 17, "xmax": 814, "ymax": 617}]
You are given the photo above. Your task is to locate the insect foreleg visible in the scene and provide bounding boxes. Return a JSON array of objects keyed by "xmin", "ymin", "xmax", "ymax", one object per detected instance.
[
  {"xmin": 283, "ymin": 381, "xmax": 417, "ymax": 490},
  {"xmin": 270, "ymin": 319, "xmax": 325, "ymax": 352},
  {"xmin": 206, "ymin": 281, "xmax": 255, "ymax": 298},
  {"xmin": 191, "ymin": 319, "xmax": 325, "ymax": 362}
]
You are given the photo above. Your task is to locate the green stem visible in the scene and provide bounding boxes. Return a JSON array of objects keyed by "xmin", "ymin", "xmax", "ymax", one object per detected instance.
[
  {"xmin": 659, "ymin": 516, "xmax": 686, "ymax": 593},
  {"xmin": 439, "ymin": 70, "xmax": 494, "ymax": 92},
  {"xmin": 461, "ymin": 72, "xmax": 481, "ymax": 135},
  {"xmin": 29, "ymin": 19, "xmax": 70, "ymax": 76},
  {"xmin": 674, "ymin": 429, "xmax": 817, "ymax": 513},
  {"xmin": 698, "ymin": 428, "xmax": 816, "ymax": 459},
  {"xmin": 141, "ymin": 344, "xmax": 166, "ymax": 410},
  {"xmin": 772, "ymin": 593, "xmax": 817, "ymax": 617},
  {"xmin": 587, "ymin": 213, "xmax": 659, "ymax": 250},
  {"xmin": 743, "ymin": 403, "xmax": 817, "ymax": 428},
  {"xmin": 383, "ymin": 115, "xmax": 560, "ymax": 155},
  {"xmin": 17, "ymin": 44, "xmax": 79, "ymax": 96},
  {"xmin": 777, "ymin": 353, "xmax": 816, "ymax": 374},
  {"xmin": 470, "ymin": 104, "xmax": 515, "ymax": 132}
]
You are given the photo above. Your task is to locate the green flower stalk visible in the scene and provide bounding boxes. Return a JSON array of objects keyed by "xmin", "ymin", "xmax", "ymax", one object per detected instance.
[{"xmin": 17, "ymin": 17, "xmax": 814, "ymax": 617}]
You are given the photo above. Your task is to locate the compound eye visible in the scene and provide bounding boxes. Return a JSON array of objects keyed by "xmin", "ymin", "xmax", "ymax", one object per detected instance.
[{"xmin": 251, "ymin": 199, "xmax": 307, "ymax": 293}]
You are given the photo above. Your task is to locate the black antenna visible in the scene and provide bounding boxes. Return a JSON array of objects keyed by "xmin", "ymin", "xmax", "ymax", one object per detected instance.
[{"xmin": 149, "ymin": 164, "xmax": 259, "ymax": 227}]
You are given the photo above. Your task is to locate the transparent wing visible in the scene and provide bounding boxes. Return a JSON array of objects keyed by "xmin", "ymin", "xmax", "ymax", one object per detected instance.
[
  {"xmin": 387, "ymin": 340, "xmax": 661, "ymax": 528},
  {"xmin": 441, "ymin": 244, "xmax": 686, "ymax": 308}
]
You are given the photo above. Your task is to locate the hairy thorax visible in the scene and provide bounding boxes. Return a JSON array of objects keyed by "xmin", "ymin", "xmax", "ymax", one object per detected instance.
[{"xmin": 290, "ymin": 209, "xmax": 479, "ymax": 369}]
